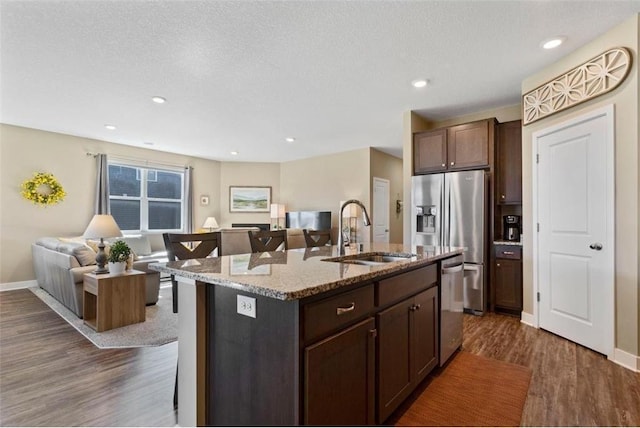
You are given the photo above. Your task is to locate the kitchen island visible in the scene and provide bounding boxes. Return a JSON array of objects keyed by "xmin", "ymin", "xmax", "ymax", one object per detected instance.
[{"xmin": 150, "ymin": 242, "xmax": 463, "ymax": 426}]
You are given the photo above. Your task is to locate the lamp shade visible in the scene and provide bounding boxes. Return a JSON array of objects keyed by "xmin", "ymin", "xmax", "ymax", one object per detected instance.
[
  {"xmin": 83, "ymin": 214, "xmax": 123, "ymax": 239},
  {"xmin": 202, "ymin": 216, "xmax": 219, "ymax": 229},
  {"xmin": 270, "ymin": 204, "xmax": 285, "ymax": 218}
]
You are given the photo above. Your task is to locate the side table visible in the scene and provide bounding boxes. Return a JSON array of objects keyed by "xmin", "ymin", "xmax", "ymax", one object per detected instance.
[{"xmin": 83, "ymin": 269, "xmax": 146, "ymax": 332}]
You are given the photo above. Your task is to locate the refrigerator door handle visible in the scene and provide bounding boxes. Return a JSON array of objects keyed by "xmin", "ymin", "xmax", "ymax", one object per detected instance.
[{"xmin": 463, "ymin": 264, "xmax": 480, "ymax": 271}]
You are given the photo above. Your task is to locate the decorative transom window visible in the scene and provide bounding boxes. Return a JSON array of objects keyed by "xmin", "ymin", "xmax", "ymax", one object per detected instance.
[{"xmin": 108, "ymin": 163, "xmax": 185, "ymax": 233}]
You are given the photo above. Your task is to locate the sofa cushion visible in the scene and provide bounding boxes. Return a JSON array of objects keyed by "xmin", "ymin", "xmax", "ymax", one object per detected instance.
[
  {"xmin": 57, "ymin": 242, "xmax": 97, "ymax": 266},
  {"xmin": 120, "ymin": 235, "xmax": 153, "ymax": 257}
]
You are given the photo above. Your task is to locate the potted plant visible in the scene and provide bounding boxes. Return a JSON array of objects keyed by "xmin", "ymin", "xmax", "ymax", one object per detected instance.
[{"xmin": 107, "ymin": 240, "xmax": 131, "ymax": 275}]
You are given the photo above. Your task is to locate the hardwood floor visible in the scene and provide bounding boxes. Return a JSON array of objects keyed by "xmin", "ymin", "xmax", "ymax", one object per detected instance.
[
  {"xmin": 463, "ymin": 312, "xmax": 640, "ymax": 427},
  {"xmin": 1, "ymin": 289, "xmax": 639, "ymax": 426},
  {"xmin": 0, "ymin": 289, "xmax": 177, "ymax": 427}
]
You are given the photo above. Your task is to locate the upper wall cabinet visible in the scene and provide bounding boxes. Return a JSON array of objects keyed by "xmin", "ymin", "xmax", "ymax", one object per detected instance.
[
  {"xmin": 413, "ymin": 129, "xmax": 447, "ymax": 174},
  {"xmin": 496, "ymin": 120, "xmax": 522, "ymax": 204},
  {"xmin": 413, "ymin": 119, "xmax": 495, "ymax": 175}
]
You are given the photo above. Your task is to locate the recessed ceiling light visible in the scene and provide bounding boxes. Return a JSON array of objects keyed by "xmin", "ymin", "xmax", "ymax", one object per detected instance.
[
  {"xmin": 541, "ymin": 36, "xmax": 566, "ymax": 50},
  {"xmin": 230, "ymin": 151, "xmax": 238, "ymax": 156},
  {"xmin": 285, "ymin": 137, "xmax": 296, "ymax": 143},
  {"xmin": 152, "ymin": 96, "xmax": 166, "ymax": 104},
  {"xmin": 411, "ymin": 79, "xmax": 428, "ymax": 88},
  {"xmin": 104, "ymin": 124, "xmax": 116, "ymax": 130}
]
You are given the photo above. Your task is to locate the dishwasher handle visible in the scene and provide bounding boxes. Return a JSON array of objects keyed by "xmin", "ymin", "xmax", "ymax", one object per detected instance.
[{"xmin": 442, "ymin": 263, "xmax": 464, "ymax": 274}]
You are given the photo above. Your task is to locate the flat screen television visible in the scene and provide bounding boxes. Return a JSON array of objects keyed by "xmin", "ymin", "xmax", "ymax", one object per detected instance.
[{"xmin": 285, "ymin": 211, "xmax": 331, "ymax": 230}]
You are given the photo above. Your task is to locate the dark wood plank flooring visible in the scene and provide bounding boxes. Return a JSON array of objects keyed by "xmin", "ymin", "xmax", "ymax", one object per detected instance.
[
  {"xmin": 463, "ymin": 312, "xmax": 640, "ymax": 427},
  {"xmin": 0, "ymin": 289, "xmax": 177, "ymax": 427},
  {"xmin": 1, "ymin": 289, "xmax": 639, "ymax": 426}
]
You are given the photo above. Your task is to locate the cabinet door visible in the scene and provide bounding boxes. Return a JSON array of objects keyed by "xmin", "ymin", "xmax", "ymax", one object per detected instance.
[
  {"xmin": 377, "ymin": 297, "xmax": 412, "ymax": 423},
  {"xmin": 447, "ymin": 120, "xmax": 490, "ymax": 169},
  {"xmin": 414, "ymin": 129, "xmax": 447, "ymax": 174},
  {"xmin": 497, "ymin": 120, "xmax": 522, "ymax": 204},
  {"xmin": 412, "ymin": 287, "xmax": 439, "ymax": 384},
  {"xmin": 304, "ymin": 317, "xmax": 376, "ymax": 425},
  {"xmin": 494, "ymin": 259, "xmax": 523, "ymax": 311}
]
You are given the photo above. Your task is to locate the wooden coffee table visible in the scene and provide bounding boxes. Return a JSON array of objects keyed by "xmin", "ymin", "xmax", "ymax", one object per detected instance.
[{"xmin": 83, "ymin": 270, "xmax": 146, "ymax": 332}]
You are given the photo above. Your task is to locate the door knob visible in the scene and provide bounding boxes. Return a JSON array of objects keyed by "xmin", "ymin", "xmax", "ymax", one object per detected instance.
[{"xmin": 589, "ymin": 243, "xmax": 603, "ymax": 251}]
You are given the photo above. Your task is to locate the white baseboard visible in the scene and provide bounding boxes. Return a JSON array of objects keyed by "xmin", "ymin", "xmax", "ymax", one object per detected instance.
[
  {"xmin": 520, "ymin": 311, "xmax": 536, "ymax": 327},
  {"xmin": 0, "ymin": 280, "xmax": 37, "ymax": 292},
  {"xmin": 613, "ymin": 348, "xmax": 640, "ymax": 372}
]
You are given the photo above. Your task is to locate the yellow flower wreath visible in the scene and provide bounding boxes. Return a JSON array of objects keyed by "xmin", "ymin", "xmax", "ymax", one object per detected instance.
[{"xmin": 21, "ymin": 172, "xmax": 66, "ymax": 206}]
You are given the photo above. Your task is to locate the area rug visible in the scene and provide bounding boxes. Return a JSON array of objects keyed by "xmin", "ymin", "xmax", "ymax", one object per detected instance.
[
  {"xmin": 394, "ymin": 351, "xmax": 532, "ymax": 427},
  {"xmin": 29, "ymin": 284, "xmax": 177, "ymax": 349}
]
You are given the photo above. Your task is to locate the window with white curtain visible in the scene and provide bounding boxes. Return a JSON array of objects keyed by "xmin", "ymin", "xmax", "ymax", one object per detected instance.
[{"xmin": 108, "ymin": 162, "xmax": 185, "ymax": 233}]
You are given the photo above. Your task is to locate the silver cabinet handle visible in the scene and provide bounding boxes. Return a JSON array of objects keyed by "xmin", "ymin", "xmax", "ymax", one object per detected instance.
[
  {"xmin": 501, "ymin": 194, "xmax": 506, "ymax": 199},
  {"xmin": 441, "ymin": 163, "xmax": 445, "ymax": 167},
  {"xmin": 503, "ymin": 251, "xmax": 515, "ymax": 255},
  {"xmin": 589, "ymin": 243, "xmax": 603, "ymax": 251},
  {"xmin": 442, "ymin": 263, "xmax": 463, "ymax": 274},
  {"xmin": 336, "ymin": 302, "xmax": 355, "ymax": 315},
  {"xmin": 450, "ymin": 161, "xmax": 455, "ymax": 166}
]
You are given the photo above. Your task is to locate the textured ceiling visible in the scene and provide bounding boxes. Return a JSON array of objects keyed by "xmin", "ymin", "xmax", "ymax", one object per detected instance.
[{"xmin": 1, "ymin": 1, "xmax": 639, "ymax": 162}]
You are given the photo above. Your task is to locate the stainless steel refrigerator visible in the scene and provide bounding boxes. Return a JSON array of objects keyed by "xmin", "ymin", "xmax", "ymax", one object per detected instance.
[{"xmin": 411, "ymin": 170, "xmax": 487, "ymax": 314}]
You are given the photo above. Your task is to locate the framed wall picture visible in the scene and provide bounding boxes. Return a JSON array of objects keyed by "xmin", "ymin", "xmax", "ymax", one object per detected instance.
[{"xmin": 229, "ymin": 186, "xmax": 271, "ymax": 212}]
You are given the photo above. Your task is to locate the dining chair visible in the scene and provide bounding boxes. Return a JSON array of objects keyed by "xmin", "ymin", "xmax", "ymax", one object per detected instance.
[
  {"xmin": 303, "ymin": 229, "xmax": 332, "ymax": 248},
  {"xmin": 248, "ymin": 229, "xmax": 288, "ymax": 252},
  {"xmin": 162, "ymin": 231, "xmax": 222, "ymax": 409},
  {"xmin": 163, "ymin": 231, "xmax": 222, "ymax": 313}
]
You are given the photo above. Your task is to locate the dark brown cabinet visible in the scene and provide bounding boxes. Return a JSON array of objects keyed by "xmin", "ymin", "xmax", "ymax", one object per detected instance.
[
  {"xmin": 413, "ymin": 119, "xmax": 494, "ymax": 175},
  {"xmin": 304, "ymin": 317, "xmax": 376, "ymax": 425},
  {"xmin": 413, "ymin": 129, "xmax": 447, "ymax": 174},
  {"xmin": 496, "ymin": 120, "xmax": 522, "ymax": 204},
  {"xmin": 447, "ymin": 119, "xmax": 491, "ymax": 170},
  {"xmin": 376, "ymin": 286, "xmax": 438, "ymax": 423},
  {"xmin": 494, "ymin": 245, "xmax": 523, "ymax": 314}
]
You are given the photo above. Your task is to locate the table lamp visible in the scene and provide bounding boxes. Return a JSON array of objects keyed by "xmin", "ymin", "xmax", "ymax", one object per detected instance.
[
  {"xmin": 202, "ymin": 216, "xmax": 219, "ymax": 232},
  {"xmin": 270, "ymin": 204, "xmax": 285, "ymax": 230},
  {"xmin": 83, "ymin": 214, "xmax": 123, "ymax": 274}
]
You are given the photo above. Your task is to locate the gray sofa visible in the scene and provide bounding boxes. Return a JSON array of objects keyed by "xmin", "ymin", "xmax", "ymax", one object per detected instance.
[{"xmin": 32, "ymin": 236, "xmax": 166, "ymax": 317}]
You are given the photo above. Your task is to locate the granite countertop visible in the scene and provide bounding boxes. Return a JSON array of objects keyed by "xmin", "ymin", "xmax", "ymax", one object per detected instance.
[
  {"xmin": 493, "ymin": 240, "xmax": 523, "ymax": 246},
  {"xmin": 149, "ymin": 243, "xmax": 463, "ymax": 301}
]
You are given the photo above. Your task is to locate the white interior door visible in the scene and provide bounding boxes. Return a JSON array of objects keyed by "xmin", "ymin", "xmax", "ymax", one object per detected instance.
[
  {"xmin": 373, "ymin": 177, "xmax": 390, "ymax": 243},
  {"xmin": 534, "ymin": 105, "xmax": 614, "ymax": 357}
]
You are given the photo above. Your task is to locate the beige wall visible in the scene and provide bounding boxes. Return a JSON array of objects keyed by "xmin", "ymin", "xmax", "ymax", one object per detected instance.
[
  {"xmin": 522, "ymin": 14, "xmax": 639, "ymax": 355},
  {"xmin": 280, "ymin": 148, "xmax": 371, "ymax": 240},
  {"xmin": 431, "ymin": 104, "xmax": 522, "ymax": 129},
  {"xmin": 402, "ymin": 111, "xmax": 431, "ymax": 245},
  {"xmin": 370, "ymin": 148, "xmax": 403, "ymax": 243},
  {"xmin": 218, "ymin": 162, "xmax": 281, "ymax": 228},
  {"xmin": 0, "ymin": 124, "xmax": 222, "ymax": 283}
]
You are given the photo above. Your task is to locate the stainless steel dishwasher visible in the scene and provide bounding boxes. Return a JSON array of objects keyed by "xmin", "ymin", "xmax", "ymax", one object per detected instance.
[{"xmin": 440, "ymin": 255, "xmax": 464, "ymax": 366}]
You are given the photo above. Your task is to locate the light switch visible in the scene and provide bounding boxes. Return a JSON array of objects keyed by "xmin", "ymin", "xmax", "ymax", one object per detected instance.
[{"xmin": 237, "ymin": 295, "xmax": 256, "ymax": 318}]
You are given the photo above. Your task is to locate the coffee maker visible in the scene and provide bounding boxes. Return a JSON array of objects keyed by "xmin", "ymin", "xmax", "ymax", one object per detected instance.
[{"xmin": 503, "ymin": 215, "xmax": 521, "ymax": 241}]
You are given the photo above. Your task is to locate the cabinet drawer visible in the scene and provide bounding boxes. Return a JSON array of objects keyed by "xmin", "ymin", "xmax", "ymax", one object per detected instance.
[
  {"xmin": 377, "ymin": 264, "xmax": 437, "ymax": 307},
  {"xmin": 303, "ymin": 284, "xmax": 374, "ymax": 343},
  {"xmin": 494, "ymin": 245, "xmax": 522, "ymax": 260}
]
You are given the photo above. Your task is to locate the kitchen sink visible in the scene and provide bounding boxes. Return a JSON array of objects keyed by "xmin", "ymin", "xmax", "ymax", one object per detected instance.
[{"xmin": 322, "ymin": 252, "xmax": 414, "ymax": 266}]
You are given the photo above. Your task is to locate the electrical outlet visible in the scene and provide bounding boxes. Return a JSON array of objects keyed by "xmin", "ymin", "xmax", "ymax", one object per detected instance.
[{"xmin": 237, "ymin": 295, "xmax": 256, "ymax": 318}]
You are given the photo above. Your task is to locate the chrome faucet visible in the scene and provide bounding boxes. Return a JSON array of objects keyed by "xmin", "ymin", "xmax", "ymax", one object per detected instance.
[{"xmin": 338, "ymin": 199, "xmax": 371, "ymax": 255}]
